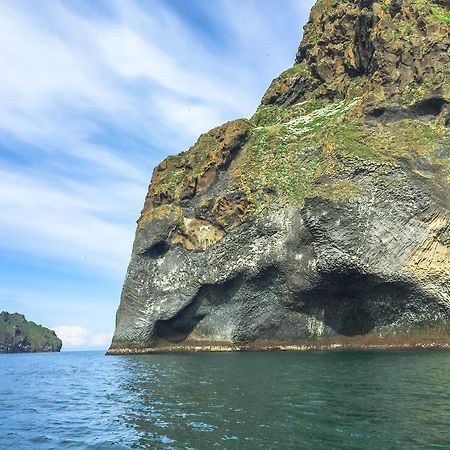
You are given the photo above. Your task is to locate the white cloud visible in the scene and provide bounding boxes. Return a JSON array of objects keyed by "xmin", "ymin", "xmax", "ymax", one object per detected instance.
[
  {"xmin": 51, "ymin": 325, "xmax": 113, "ymax": 350},
  {"xmin": 0, "ymin": 2, "xmax": 130, "ymax": 136},
  {"xmin": 51, "ymin": 326, "xmax": 89, "ymax": 348},
  {"xmin": 153, "ymin": 96, "xmax": 225, "ymax": 139},
  {"xmin": 0, "ymin": 168, "xmax": 141, "ymax": 273},
  {"xmin": 90, "ymin": 332, "xmax": 114, "ymax": 348}
]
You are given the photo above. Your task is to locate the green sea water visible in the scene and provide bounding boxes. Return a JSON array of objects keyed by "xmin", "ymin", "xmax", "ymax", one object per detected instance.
[{"xmin": 1, "ymin": 350, "xmax": 449, "ymax": 449}]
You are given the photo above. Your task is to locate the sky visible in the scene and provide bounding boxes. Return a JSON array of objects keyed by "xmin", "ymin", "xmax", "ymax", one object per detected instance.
[{"xmin": 0, "ymin": 0, "xmax": 315, "ymax": 351}]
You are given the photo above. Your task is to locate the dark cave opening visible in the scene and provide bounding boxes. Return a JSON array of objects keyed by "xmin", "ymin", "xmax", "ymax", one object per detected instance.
[
  {"xmin": 410, "ymin": 97, "xmax": 447, "ymax": 117},
  {"xmin": 155, "ymin": 311, "xmax": 205, "ymax": 344},
  {"xmin": 367, "ymin": 107, "xmax": 386, "ymax": 119},
  {"xmin": 333, "ymin": 302, "xmax": 375, "ymax": 336},
  {"xmin": 367, "ymin": 97, "xmax": 448, "ymax": 121},
  {"xmin": 297, "ymin": 270, "xmax": 413, "ymax": 337},
  {"xmin": 152, "ymin": 266, "xmax": 421, "ymax": 343},
  {"xmin": 153, "ymin": 276, "xmax": 244, "ymax": 344},
  {"xmin": 141, "ymin": 241, "xmax": 170, "ymax": 259}
]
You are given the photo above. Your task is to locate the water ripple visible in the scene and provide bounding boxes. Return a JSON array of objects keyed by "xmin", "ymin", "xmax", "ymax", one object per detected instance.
[{"xmin": 1, "ymin": 351, "xmax": 450, "ymax": 449}]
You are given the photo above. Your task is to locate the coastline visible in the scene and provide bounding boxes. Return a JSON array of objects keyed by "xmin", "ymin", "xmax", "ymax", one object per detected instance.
[{"xmin": 107, "ymin": 333, "xmax": 450, "ymax": 355}]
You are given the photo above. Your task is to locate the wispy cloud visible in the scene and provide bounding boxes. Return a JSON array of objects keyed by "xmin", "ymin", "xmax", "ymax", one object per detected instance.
[
  {"xmin": 0, "ymin": 168, "xmax": 141, "ymax": 273},
  {"xmin": 51, "ymin": 325, "xmax": 113, "ymax": 350}
]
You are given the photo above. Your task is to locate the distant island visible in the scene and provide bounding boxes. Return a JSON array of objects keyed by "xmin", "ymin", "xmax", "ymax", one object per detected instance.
[{"xmin": 0, "ymin": 311, "xmax": 62, "ymax": 353}]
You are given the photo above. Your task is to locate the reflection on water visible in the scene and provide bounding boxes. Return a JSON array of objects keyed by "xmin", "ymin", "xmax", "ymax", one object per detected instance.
[{"xmin": 1, "ymin": 351, "xmax": 450, "ymax": 449}]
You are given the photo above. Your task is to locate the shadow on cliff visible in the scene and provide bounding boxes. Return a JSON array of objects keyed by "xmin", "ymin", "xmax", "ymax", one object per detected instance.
[
  {"xmin": 153, "ymin": 264, "xmax": 441, "ymax": 344},
  {"xmin": 154, "ymin": 275, "xmax": 244, "ymax": 344},
  {"xmin": 296, "ymin": 269, "xmax": 429, "ymax": 337}
]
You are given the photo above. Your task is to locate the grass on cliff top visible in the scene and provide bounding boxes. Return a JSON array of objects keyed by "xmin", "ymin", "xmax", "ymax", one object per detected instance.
[
  {"xmin": 432, "ymin": 7, "xmax": 450, "ymax": 24},
  {"xmin": 232, "ymin": 99, "xmax": 366, "ymax": 210},
  {"xmin": 231, "ymin": 95, "xmax": 448, "ymax": 213},
  {"xmin": 23, "ymin": 320, "xmax": 59, "ymax": 343},
  {"xmin": 0, "ymin": 314, "xmax": 59, "ymax": 343},
  {"xmin": 410, "ymin": 0, "xmax": 450, "ymax": 24},
  {"xmin": 0, "ymin": 318, "xmax": 15, "ymax": 335}
]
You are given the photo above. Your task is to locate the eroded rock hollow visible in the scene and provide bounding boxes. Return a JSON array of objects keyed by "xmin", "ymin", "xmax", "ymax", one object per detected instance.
[{"xmin": 109, "ymin": 0, "xmax": 450, "ymax": 353}]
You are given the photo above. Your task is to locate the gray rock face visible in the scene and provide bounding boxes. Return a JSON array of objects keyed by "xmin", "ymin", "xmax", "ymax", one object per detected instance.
[
  {"xmin": 0, "ymin": 312, "xmax": 62, "ymax": 354},
  {"xmin": 109, "ymin": 0, "xmax": 450, "ymax": 353}
]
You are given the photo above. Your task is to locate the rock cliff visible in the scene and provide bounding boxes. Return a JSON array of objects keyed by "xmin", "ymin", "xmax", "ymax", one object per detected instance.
[
  {"xmin": 0, "ymin": 312, "xmax": 62, "ymax": 353},
  {"xmin": 109, "ymin": 0, "xmax": 450, "ymax": 354}
]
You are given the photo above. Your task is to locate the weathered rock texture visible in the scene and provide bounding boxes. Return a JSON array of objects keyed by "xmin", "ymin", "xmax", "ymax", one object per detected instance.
[
  {"xmin": 109, "ymin": 0, "xmax": 450, "ymax": 354},
  {"xmin": 0, "ymin": 312, "xmax": 62, "ymax": 353}
]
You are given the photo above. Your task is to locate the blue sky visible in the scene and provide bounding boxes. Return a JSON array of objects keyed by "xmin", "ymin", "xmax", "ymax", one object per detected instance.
[{"xmin": 0, "ymin": 0, "xmax": 315, "ymax": 350}]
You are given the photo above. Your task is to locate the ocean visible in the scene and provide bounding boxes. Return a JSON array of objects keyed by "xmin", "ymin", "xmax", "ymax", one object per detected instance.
[{"xmin": 1, "ymin": 350, "xmax": 449, "ymax": 449}]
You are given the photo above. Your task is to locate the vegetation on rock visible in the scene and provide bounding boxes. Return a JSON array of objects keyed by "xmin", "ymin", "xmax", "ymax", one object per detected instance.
[{"xmin": 0, "ymin": 312, "xmax": 62, "ymax": 353}]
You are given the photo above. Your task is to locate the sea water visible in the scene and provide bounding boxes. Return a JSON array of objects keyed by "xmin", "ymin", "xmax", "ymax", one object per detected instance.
[{"xmin": 1, "ymin": 350, "xmax": 450, "ymax": 449}]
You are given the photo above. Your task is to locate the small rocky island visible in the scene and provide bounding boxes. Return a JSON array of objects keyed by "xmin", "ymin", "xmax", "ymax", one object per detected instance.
[
  {"xmin": 0, "ymin": 312, "xmax": 62, "ymax": 353},
  {"xmin": 109, "ymin": 0, "xmax": 450, "ymax": 354}
]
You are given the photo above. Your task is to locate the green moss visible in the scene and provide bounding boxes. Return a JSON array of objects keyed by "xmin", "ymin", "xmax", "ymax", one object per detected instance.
[
  {"xmin": 154, "ymin": 161, "xmax": 185, "ymax": 200},
  {"xmin": 232, "ymin": 125, "xmax": 318, "ymax": 209},
  {"xmin": 409, "ymin": 0, "xmax": 450, "ymax": 24},
  {"xmin": 253, "ymin": 98, "xmax": 357, "ymax": 128},
  {"xmin": 0, "ymin": 312, "xmax": 61, "ymax": 351},
  {"xmin": 315, "ymin": 116, "xmax": 446, "ymax": 165},
  {"xmin": 330, "ymin": 123, "xmax": 377, "ymax": 159},
  {"xmin": 284, "ymin": 99, "xmax": 361, "ymax": 136},
  {"xmin": 432, "ymin": 6, "xmax": 450, "ymax": 24},
  {"xmin": 308, "ymin": 180, "xmax": 362, "ymax": 203},
  {"xmin": 233, "ymin": 93, "xmax": 449, "ymax": 214},
  {"xmin": 0, "ymin": 318, "xmax": 14, "ymax": 334},
  {"xmin": 251, "ymin": 105, "xmax": 286, "ymax": 127},
  {"xmin": 233, "ymin": 99, "xmax": 365, "ymax": 210}
]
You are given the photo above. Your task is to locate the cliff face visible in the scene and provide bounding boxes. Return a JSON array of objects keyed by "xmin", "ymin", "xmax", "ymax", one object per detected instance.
[
  {"xmin": 0, "ymin": 312, "xmax": 62, "ymax": 353},
  {"xmin": 109, "ymin": 0, "xmax": 450, "ymax": 353}
]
